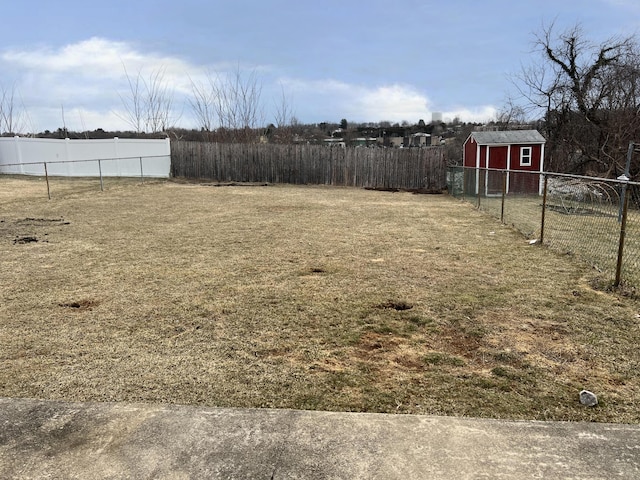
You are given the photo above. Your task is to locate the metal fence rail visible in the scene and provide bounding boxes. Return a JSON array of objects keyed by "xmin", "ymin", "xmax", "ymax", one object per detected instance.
[{"xmin": 448, "ymin": 166, "xmax": 640, "ymax": 289}]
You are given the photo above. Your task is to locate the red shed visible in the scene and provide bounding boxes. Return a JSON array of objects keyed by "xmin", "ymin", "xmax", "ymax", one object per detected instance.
[{"xmin": 463, "ymin": 130, "xmax": 546, "ymax": 195}]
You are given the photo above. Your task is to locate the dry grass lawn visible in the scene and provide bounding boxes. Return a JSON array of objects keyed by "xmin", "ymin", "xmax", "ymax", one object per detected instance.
[{"xmin": 1, "ymin": 175, "xmax": 639, "ymax": 422}]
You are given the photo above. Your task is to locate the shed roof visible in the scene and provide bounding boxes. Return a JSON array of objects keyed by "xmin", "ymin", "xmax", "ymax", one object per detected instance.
[{"xmin": 469, "ymin": 130, "xmax": 546, "ymax": 145}]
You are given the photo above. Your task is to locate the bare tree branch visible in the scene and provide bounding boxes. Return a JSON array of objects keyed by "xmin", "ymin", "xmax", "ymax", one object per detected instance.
[
  {"xmin": 189, "ymin": 73, "xmax": 217, "ymax": 134},
  {"xmin": 0, "ymin": 84, "xmax": 27, "ymax": 134},
  {"xmin": 117, "ymin": 64, "xmax": 176, "ymax": 133},
  {"xmin": 516, "ymin": 22, "xmax": 640, "ymax": 175},
  {"xmin": 187, "ymin": 66, "xmax": 266, "ymax": 142}
]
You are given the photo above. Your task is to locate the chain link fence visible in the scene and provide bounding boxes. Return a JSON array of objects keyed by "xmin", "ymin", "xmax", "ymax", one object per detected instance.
[
  {"xmin": 0, "ymin": 155, "xmax": 169, "ymax": 199},
  {"xmin": 448, "ymin": 166, "xmax": 640, "ymax": 289}
]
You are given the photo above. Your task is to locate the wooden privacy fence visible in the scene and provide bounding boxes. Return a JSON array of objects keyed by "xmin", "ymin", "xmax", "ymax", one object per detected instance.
[{"xmin": 171, "ymin": 142, "xmax": 446, "ymax": 190}]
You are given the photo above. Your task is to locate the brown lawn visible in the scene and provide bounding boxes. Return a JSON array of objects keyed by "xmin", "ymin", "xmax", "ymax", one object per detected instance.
[{"xmin": 1, "ymin": 176, "xmax": 639, "ymax": 422}]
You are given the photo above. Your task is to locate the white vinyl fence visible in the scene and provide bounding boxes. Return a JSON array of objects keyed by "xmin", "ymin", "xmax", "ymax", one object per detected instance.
[{"xmin": 0, "ymin": 137, "xmax": 171, "ymax": 177}]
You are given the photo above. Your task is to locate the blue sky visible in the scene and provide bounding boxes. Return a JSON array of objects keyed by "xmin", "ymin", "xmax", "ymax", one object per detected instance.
[{"xmin": 0, "ymin": 0, "xmax": 638, "ymax": 132}]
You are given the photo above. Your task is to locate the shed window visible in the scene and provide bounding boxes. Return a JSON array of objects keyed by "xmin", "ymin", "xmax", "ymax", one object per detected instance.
[{"xmin": 520, "ymin": 147, "xmax": 532, "ymax": 166}]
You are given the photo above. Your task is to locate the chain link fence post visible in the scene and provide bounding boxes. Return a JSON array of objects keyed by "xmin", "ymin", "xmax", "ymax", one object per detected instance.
[
  {"xmin": 615, "ymin": 175, "xmax": 630, "ymax": 287},
  {"xmin": 500, "ymin": 170, "xmax": 507, "ymax": 223},
  {"xmin": 44, "ymin": 162, "xmax": 51, "ymax": 200},
  {"xmin": 539, "ymin": 174, "xmax": 548, "ymax": 244},
  {"xmin": 98, "ymin": 159, "xmax": 104, "ymax": 192}
]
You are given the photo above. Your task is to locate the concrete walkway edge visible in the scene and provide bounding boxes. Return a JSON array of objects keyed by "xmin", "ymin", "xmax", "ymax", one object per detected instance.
[{"xmin": 1, "ymin": 397, "xmax": 639, "ymax": 479}]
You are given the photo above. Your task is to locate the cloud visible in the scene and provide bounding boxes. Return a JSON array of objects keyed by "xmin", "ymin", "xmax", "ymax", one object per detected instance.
[
  {"xmin": 281, "ymin": 77, "xmax": 497, "ymax": 123},
  {"xmin": 282, "ymin": 78, "xmax": 431, "ymax": 122},
  {"xmin": 0, "ymin": 38, "xmax": 203, "ymax": 131},
  {"xmin": 2, "ymin": 37, "xmax": 191, "ymax": 83},
  {"xmin": 1, "ymin": 37, "xmax": 498, "ymax": 132},
  {"xmin": 4, "ymin": 38, "xmax": 133, "ymax": 74},
  {"xmin": 355, "ymin": 85, "xmax": 430, "ymax": 122},
  {"xmin": 1, "ymin": 38, "xmax": 287, "ymax": 132},
  {"xmin": 442, "ymin": 106, "xmax": 498, "ymax": 124},
  {"xmin": 35, "ymin": 106, "xmax": 130, "ymax": 133}
]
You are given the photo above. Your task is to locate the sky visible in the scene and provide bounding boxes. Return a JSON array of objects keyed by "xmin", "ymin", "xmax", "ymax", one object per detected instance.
[{"xmin": 0, "ymin": 0, "xmax": 639, "ymax": 133}]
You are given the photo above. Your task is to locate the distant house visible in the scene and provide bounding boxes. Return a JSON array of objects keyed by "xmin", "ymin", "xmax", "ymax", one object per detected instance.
[
  {"xmin": 463, "ymin": 130, "xmax": 546, "ymax": 195},
  {"xmin": 409, "ymin": 132, "xmax": 431, "ymax": 147},
  {"xmin": 323, "ymin": 138, "xmax": 346, "ymax": 148}
]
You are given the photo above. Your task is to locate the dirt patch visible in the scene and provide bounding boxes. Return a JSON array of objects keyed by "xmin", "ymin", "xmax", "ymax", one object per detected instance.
[
  {"xmin": 4, "ymin": 217, "xmax": 69, "ymax": 244},
  {"xmin": 172, "ymin": 178, "xmax": 270, "ymax": 188},
  {"xmin": 208, "ymin": 182, "xmax": 269, "ymax": 187},
  {"xmin": 363, "ymin": 187, "xmax": 444, "ymax": 194},
  {"xmin": 58, "ymin": 300, "xmax": 99, "ymax": 311},
  {"xmin": 408, "ymin": 188, "xmax": 445, "ymax": 195},
  {"xmin": 376, "ymin": 300, "xmax": 413, "ymax": 311},
  {"xmin": 14, "ymin": 236, "xmax": 40, "ymax": 244},
  {"xmin": 18, "ymin": 217, "xmax": 69, "ymax": 225},
  {"xmin": 435, "ymin": 325, "xmax": 485, "ymax": 360}
]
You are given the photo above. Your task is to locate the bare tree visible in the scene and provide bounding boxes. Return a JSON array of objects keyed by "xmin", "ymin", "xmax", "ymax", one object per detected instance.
[
  {"xmin": 189, "ymin": 68, "xmax": 300, "ymax": 144},
  {"xmin": 188, "ymin": 66, "xmax": 265, "ymax": 143},
  {"xmin": 189, "ymin": 74, "xmax": 217, "ymax": 135},
  {"xmin": 145, "ymin": 68, "xmax": 174, "ymax": 133},
  {"xmin": 216, "ymin": 66, "xmax": 264, "ymax": 142},
  {"xmin": 117, "ymin": 65, "xmax": 175, "ymax": 134},
  {"xmin": 273, "ymin": 84, "xmax": 295, "ymax": 127},
  {"xmin": 495, "ymin": 97, "xmax": 528, "ymax": 130},
  {"xmin": 0, "ymin": 84, "xmax": 27, "ymax": 134},
  {"xmin": 117, "ymin": 64, "xmax": 144, "ymax": 133},
  {"xmin": 270, "ymin": 83, "xmax": 297, "ymax": 143},
  {"xmin": 516, "ymin": 23, "xmax": 640, "ymax": 175}
]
